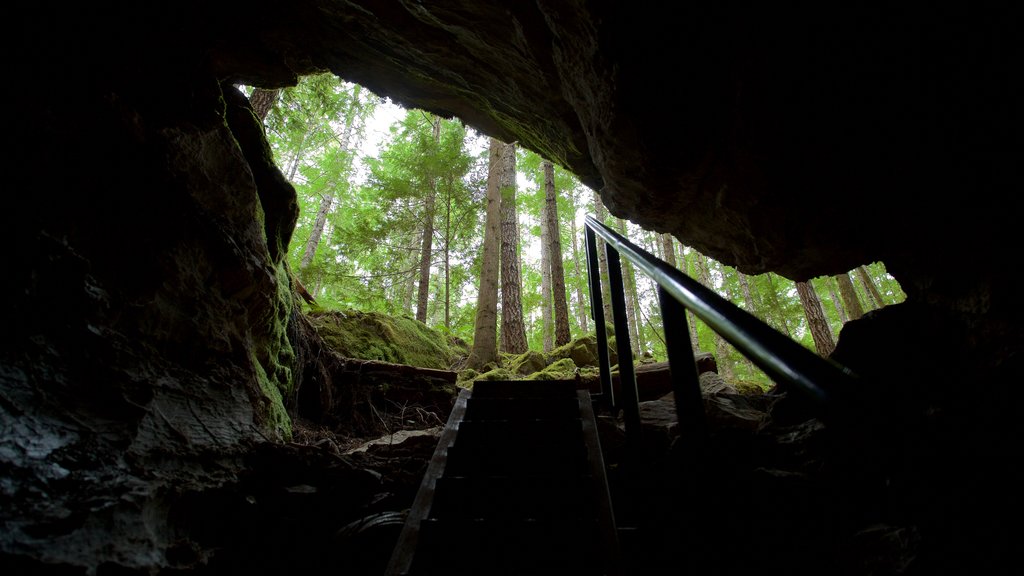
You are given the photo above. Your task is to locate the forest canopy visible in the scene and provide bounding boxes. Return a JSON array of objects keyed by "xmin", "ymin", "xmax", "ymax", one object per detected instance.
[{"xmin": 244, "ymin": 73, "xmax": 905, "ymax": 389}]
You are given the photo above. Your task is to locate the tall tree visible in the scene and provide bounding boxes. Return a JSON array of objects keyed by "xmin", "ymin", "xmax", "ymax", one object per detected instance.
[
  {"xmin": 593, "ymin": 191, "xmax": 614, "ymax": 326},
  {"xmin": 827, "ymin": 277, "xmax": 849, "ymax": 324},
  {"xmin": 298, "ymin": 84, "xmax": 364, "ymax": 282},
  {"xmin": 660, "ymin": 233, "xmax": 677, "ymax": 268},
  {"xmin": 856, "ymin": 265, "xmax": 886, "ymax": 310},
  {"xmin": 796, "ymin": 280, "xmax": 836, "ymax": 356},
  {"xmin": 615, "ymin": 218, "xmax": 643, "ymax": 357},
  {"xmin": 497, "ymin": 140, "xmax": 528, "ymax": 354},
  {"xmin": 568, "ymin": 199, "xmax": 589, "ymax": 334},
  {"xmin": 737, "ymin": 271, "xmax": 757, "ymax": 315},
  {"xmin": 539, "ymin": 177, "xmax": 554, "ymax": 352},
  {"xmin": 467, "ymin": 139, "xmax": 505, "ymax": 369},
  {"xmin": 543, "ymin": 160, "xmax": 572, "ymax": 347},
  {"xmin": 763, "ymin": 272, "xmax": 795, "ymax": 338},
  {"xmin": 415, "ymin": 115, "xmax": 441, "ymax": 323},
  {"xmin": 680, "ymin": 245, "xmax": 702, "ymax": 351},
  {"xmin": 694, "ymin": 251, "xmax": 734, "ymax": 378},
  {"xmin": 834, "ymin": 272, "xmax": 864, "ymax": 321}
]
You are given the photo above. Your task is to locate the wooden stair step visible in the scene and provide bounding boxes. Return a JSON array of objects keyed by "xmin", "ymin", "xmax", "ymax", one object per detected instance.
[
  {"xmin": 429, "ymin": 475, "xmax": 595, "ymax": 521},
  {"xmin": 464, "ymin": 396, "xmax": 582, "ymax": 421},
  {"xmin": 386, "ymin": 387, "xmax": 621, "ymax": 575},
  {"xmin": 469, "ymin": 379, "xmax": 579, "ymax": 398},
  {"xmin": 443, "ymin": 443, "xmax": 589, "ymax": 476},
  {"xmin": 409, "ymin": 517, "xmax": 605, "ymax": 575},
  {"xmin": 455, "ymin": 418, "xmax": 584, "ymax": 446}
]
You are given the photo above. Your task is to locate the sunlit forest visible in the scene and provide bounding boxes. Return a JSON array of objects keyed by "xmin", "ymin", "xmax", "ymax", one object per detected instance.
[{"xmin": 242, "ymin": 73, "xmax": 905, "ymax": 389}]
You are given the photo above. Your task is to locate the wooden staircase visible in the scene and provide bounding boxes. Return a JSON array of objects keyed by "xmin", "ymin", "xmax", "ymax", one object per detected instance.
[{"xmin": 384, "ymin": 379, "xmax": 622, "ymax": 575}]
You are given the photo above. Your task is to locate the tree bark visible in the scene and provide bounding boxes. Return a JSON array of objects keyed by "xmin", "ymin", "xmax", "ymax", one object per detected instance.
[
  {"xmin": 834, "ymin": 272, "xmax": 864, "ymax": 321},
  {"xmin": 540, "ymin": 179, "xmax": 553, "ymax": 352},
  {"xmin": 828, "ymin": 278, "xmax": 849, "ymax": 324},
  {"xmin": 568, "ymin": 203, "xmax": 588, "ymax": 334},
  {"xmin": 248, "ymin": 87, "xmax": 280, "ymax": 122},
  {"xmin": 724, "ymin": 267, "xmax": 757, "ymax": 376},
  {"xmin": 415, "ymin": 116, "xmax": 441, "ymax": 323},
  {"xmin": 543, "ymin": 161, "xmax": 572, "ymax": 347},
  {"xmin": 856, "ymin": 265, "xmax": 886, "ymax": 310},
  {"xmin": 737, "ymin": 271, "xmax": 757, "ymax": 314},
  {"xmin": 796, "ymin": 280, "xmax": 835, "ymax": 357},
  {"xmin": 299, "ymin": 87, "xmax": 363, "ymax": 281},
  {"xmin": 660, "ymin": 233, "xmax": 677, "ymax": 268},
  {"xmin": 467, "ymin": 138, "xmax": 504, "ymax": 369},
  {"xmin": 681, "ymin": 246, "xmax": 701, "ymax": 351},
  {"xmin": 443, "ymin": 180, "xmax": 452, "ymax": 330},
  {"xmin": 615, "ymin": 219, "xmax": 642, "ymax": 357},
  {"xmin": 765, "ymin": 272, "xmax": 794, "ymax": 338},
  {"xmin": 695, "ymin": 251, "xmax": 733, "ymax": 378},
  {"xmin": 593, "ymin": 192, "xmax": 613, "ymax": 327},
  {"xmin": 497, "ymin": 140, "xmax": 528, "ymax": 354}
]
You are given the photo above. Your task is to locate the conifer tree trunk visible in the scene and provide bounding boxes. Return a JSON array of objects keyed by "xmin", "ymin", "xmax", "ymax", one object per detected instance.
[
  {"xmin": 856, "ymin": 265, "xmax": 886, "ymax": 310},
  {"xmin": 415, "ymin": 116, "xmax": 441, "ymax": 323},
  {"xmin": 400, "ymin": 222, "xmax": 418, "ymax": 315},
  {"xmin": 540, "ymin": 185, "xmax": 553, "ymax": 352},
  {"xmin": 300, "ymin": 182, "xmax": 336, "ymax": 274},
  {"xmin": 593, "ymin": 192, "xmax": 613, "ymax": 327},
  {"xmin": 569, "ymin": 207, "xmax": 589, "ymax": 334},
  {"xmin": 299, "ymin": 87, "xmax": 363, "ymax": 281},
  {"xmin": 660, "ymin": 233, "xmax": 677, "ymax": 268},
  {"xmin": 724, "ymin": 266, "xmax": 757, "ymax": 376},
  {"xmin": 828, "ymin": 278, "xmax": 849, "ymax": 324},
  {"xmin": 443, "ymin": 184, "xmax": 452, "ymax": 330},
  {"xmin": 615, "ymin": 218, "xmax": 642, "ymax": 357},
  {"xmin": 543, "ymin": 161, "xmax": 572, "ymax": 347},
  {"xmin": 497, "ymin": 140, "xmax": 528, "ymax": 354},
  {"xmin": 737, "ymin": 271, "xmax": 757, "ymax": 314},
  {"xmin": 681, "ymin": 246, "xmax": 701, "ymax": 351},
  {"xmin": 834, "ymin": 272, "xmax": 864, "ymax": 321},
  {"xmin": 796, "ymin": 280, "xmax": 836, "ymax": 356},
  {"xmin": 695, "ymin": 251, "xmax": 733, "ymax": 378},
  {"xmin": 467, "ymin": 139, "xmax": 504, "ymax": 369},
  {"xmin": 762, "ymin": 273, "xmax": 793, "ymax": 338}
]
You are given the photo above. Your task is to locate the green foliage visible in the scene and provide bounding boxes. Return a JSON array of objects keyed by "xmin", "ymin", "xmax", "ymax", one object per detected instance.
[{"xmin": 258, "ymin": 76, "xmax": 907, "ymax": 394}]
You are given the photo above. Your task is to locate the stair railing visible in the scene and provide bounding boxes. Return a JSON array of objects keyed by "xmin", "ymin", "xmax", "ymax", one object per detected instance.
[{"xmin": 583, "ymin": 215, "xmax": 860, "ymax": 452}]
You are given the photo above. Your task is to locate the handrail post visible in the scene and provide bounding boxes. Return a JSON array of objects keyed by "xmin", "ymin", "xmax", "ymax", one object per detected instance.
[
  {"xmin": 605, "ymin": 245, "xmax": 641, "ymax": 450},
  {"xmin": 585, "ymin": 226, "xmax": 615, "ymax": 410},
  {"xmin": 658, "ymin": 286, "xmax": 707, "ymax": 446}
]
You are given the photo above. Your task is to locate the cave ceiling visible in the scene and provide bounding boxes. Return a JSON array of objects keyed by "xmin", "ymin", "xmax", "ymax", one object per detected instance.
[{"xmin": 21, "ymin": 2, "xmax": 1018, "ymax": 297}]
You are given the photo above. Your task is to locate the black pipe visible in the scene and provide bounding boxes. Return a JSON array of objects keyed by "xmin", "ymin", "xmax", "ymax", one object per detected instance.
[{"xmin": 585, "ymin": 226, "xmax": 615, "ymax": 409}]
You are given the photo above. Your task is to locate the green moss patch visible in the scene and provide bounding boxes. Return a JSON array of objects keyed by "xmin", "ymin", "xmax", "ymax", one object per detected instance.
[
  {"xmin": 527, "ymin": 357, "xmax": 578, "ymax": 381},
  {"xmin": 308, "ymin": 309, "xmax": 458, "ymax": 369}
]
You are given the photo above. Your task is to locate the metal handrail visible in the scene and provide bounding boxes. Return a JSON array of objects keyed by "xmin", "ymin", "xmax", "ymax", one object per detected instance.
[{"xmin": 584, "ymin": 215, "xmax": 860, "ymax": 447}]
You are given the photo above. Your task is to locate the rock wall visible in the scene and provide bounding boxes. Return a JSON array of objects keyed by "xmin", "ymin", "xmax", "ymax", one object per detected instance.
[{"xmin": 4, "ymin": 1, "xmax": 1018, "ymax": 573}]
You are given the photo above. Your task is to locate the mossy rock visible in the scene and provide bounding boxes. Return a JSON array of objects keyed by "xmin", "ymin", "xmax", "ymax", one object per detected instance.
[
  {"xmin": 456, "ymin": 368, "xmax": 480, "ymax": 386},
  {"xmin": 549, "ymin": 334, "xmax": 617, "ymax": 368},
  {"xmin": 510, "ymin": 350, "xmax": 548, "ymax": 375},
  {"xmin": 733, "ymin": 379, "xmax": 770, "ymax": 395},
  {"xmin": 527, "ymin": 357, "xmax": 578, "ymax": 380},
  {"xmin": 308, "ymin": 309, "xmax": 457, "ymax": 369},
  {"xmin": 473, "ymin": 367, "xmax": 516, "ymax": 381}
]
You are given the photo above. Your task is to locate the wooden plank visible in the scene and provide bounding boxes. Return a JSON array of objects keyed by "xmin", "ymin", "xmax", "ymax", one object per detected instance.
[
  {"xmin": 579, "ymin": 389, "xmax": 623, "ymax": 575},
  {"xmin": 384, "ymin": 388, "xmax": 469, "ymax": 575}
]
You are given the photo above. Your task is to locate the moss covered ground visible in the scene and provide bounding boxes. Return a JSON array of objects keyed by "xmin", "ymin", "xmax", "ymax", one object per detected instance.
[{"xmin": 308, "ymin": 309, "xmax": 468, "ymax": 370}]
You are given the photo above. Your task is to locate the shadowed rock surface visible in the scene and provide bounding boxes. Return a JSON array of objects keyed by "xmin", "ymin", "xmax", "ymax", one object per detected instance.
[{"xmin": 5, "ymin": 2, "xmax": 1019, "ymax": 575}]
